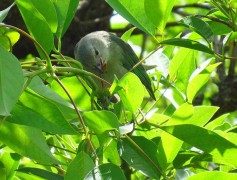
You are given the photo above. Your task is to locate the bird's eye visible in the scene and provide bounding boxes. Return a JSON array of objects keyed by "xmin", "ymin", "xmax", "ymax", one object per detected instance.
[{"xmin": 94, "ymin": 49, "xmax": 99, "ymax": 56}]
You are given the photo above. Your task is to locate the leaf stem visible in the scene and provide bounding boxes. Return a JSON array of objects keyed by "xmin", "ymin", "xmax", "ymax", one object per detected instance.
[
  {"xmin": 0, "ymin": 24, "xmax": 53, "ymax": 72},
  {"xmin": 53, "ymin": 76, "xmax": 98, "ymax": 161}
]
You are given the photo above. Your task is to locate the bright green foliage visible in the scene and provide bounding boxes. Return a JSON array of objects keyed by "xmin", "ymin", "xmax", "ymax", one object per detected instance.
[
  {"xmin": 0, "ymin": 45, "xmax": 24, "ymax": 115},
  {"xmin": 0, "ymin": 0, "xmax": 237, "ymax": 179}
]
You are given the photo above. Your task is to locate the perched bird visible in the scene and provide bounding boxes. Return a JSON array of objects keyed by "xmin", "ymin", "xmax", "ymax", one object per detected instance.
[{"xmin": 74, "ymin": 31, "xmax": 156, "ymax": 100}]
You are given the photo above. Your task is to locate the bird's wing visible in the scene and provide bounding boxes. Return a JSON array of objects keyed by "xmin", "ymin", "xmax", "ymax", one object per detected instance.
[{"xmin": 109, "ymin": 34, "xmax": 156, "ymax": 100}]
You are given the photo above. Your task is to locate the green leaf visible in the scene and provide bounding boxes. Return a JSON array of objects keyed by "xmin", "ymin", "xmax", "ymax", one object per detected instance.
[
  {"xmin": 121, "ymin": 27, "xmax": 136, "ymax": 42},
  {"xmin": 84, "ymin": 163, "xmax": 126, "ymax": 180},
  {"xmin": 52, "ymin": 0, "xmax": 80, "ymax": 38},
  {"xmin": 119, "ymin": 136, "xmax": 161, "ymax": 179},
  {"xmin": 65, "ymin": 151, "xmax": 94, "ymax": 180},
  {"xmin": 0, "ymin": 152, "xmax": 21, "ymax": 179},
  {"xmin": 115, "ymin": 72, "xmax": 144, "ymax": 113},
  {"xmin": 106, "ymin": 0, "xmax": 156, "ymax": 36},
  {"xmin": 170, "ymin": 105, "xmax": 219, "ymax": 126},
  {"xmin": 0, "ymin": 121, "xmax": 62, "ymax": 164},
  {"xmin": 51, "ymin": 77, "xmax": 91, "ymax": 111},
  {"xmin": 157, "ymin": 105, "xmax": 219, "ymax": 169},
  {"xmin": 187, "ymin": 63, "xmax": 221, "ymax": 103},
  {"xmin": 0, "ymin": 27, "xmax": 20, "ymax": 51},
  {"xmin": 16, "ymin": 0, "xmax": 54, "ymax": 58},
  {"xmin": 0, "ymin": 2, "xmax": 15, "ymax": 22},
  {"xmin": 187, "ymin": 171, "xmax": 237, "ymax": 180},
  {"xmin": 17, "ymin": 168, "xmax": 63, "ymax": 180},
  {"xmin": 0, "ymin": 45, "xmax": 24, "ymax": 115},
  {"xmin": 207, "ymin": 21, "xmax": 232, "ymax": 35},
  {"xmin": 144, "ymin": 0, "xmax": 175, "ymax": 33},
  {"xmin": 18, "ymin": 88, "xmax": 77, "ymax": 134},
  {"xmin": 83, "ymin": 110, "xmax": 119, "ymax": 134},
  {"xmin": 169, "ymin": 48, "xmax": 196, "ymax": 93},
  {"xmin": 30, "ymin": 0, "xmax": 58, "ymax": 33},
  {"xmin": 180, "ymin": 16, "xmax": 214, "ymax": 43},
  {"xmin": 160, "ymin": 124, "xmax": 237, "ymax": 167},
  {"xmin": 159, "ymin": 38, "xmax": 214, "ymax": 54}
]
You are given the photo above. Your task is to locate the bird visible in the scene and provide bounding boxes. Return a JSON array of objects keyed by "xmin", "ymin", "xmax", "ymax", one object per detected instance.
[{"xmin": 74, "ymin": 31, "xmax": 156, "ymax": 100}]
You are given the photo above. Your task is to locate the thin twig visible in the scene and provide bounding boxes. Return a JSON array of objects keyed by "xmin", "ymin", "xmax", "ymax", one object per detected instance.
[{"xmin": 53, "ymin": 76, "xmax": 98, "ymax": 160}]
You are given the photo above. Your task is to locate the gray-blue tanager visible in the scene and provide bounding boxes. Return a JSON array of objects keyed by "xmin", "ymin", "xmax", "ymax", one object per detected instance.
[{"xmin": 74, "ymin": 31, "xmax": 156, "ymax": 100}]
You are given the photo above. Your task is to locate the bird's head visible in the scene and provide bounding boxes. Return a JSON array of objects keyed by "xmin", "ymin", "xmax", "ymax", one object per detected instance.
[{"xmin": 74, "ymin": 32, "xmax": 112, "ymax": 73}]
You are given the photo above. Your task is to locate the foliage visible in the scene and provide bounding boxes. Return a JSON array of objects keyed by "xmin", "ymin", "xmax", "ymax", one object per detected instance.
[{"xmin": 0, "ymin": 0, "xmax": 237, "ymax": 179}]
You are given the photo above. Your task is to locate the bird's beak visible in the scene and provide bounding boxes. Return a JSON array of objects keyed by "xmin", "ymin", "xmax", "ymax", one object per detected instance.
[{"xmin": 97, "ymin": 57, "xmax": 107, "ymax": 73}]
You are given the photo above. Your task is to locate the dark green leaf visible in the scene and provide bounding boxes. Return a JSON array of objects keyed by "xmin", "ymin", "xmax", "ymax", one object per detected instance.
[
  {"xmin": 159, "ymin": 38, "xmax": 214, "ymax": 54},
  {"xmin": 17, "ymin": 168, "xmax": 63, "ymax": 180},
  {"xmin": 0, "ymin": 45, "xmax": 24, "ymax": 115},
  {"xmin": 84, "ymin": 163, "xmax": 126, "ymax": 180},
  {"xmin": 118, "ymin": 136, "xmax": 162, "ymax": 179},
  {"xmin": 65, "ymin": 151, "xmax": 94, "ymax": 180},
  {"xmin": 180, "ymin": 16, "xmax": 214, "ymax": 43}
]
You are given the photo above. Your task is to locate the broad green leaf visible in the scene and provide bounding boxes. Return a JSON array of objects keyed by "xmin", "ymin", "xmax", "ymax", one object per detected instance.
[
  {"xmin": 0, "ymin": 2, "xmax": 15, "ymax": 22},
  {"xmin": 157, "ymin": 105, "xmax": 219, "ymax": 169},
  {"xmin": 180, "ymin": 16, "xmax": 214, "ymax": 43},
  {"xmin": 84, "ymin": 163, "xmax": 126, "ymax": 180},
  {"xmin": 8, "ymin": 103, "xmax": 76, "ymax": 134},
  {"xmin": 0, "ymin": 121, "xmax": 62, "ymax": 164},
  {"xmin": 106, "ymin": 0, "xmax": 156, "ymax": 36},
  {"xmin": 207, "ymin": 21, "xmax": 232, "ymax": 35},
  {"xmin": 119, "ymin": 136, "xmax": 161, "ymax": 179},
  {"xmin": 30, "ymin": 0, "xmax": 58, "ymax": 33},
  {"xmin": 83, "ymin": 110, "xmax": 119, "ymax": 134},
  {"xmin": 187, "ymin": 171, "xmax": 237, "ymax": 180},
  {"xmin": 159, "ymin": 38, "xmax": 214, "ymax": 54},
  {"xmin": 205, "ymin": 113, "xmax": 229, "ymax": 130},
  {"xmin": 187, "ymin": 63, "xmax": 221, "ymax": 103},
  {"xmin": 170, "ymin": 105, "xmax": 219, "ymax": 126},
  {"xmin": 17, "ymin": 168, "xmax": 63, "ymax": 180},
  {"xmin": 65, "ymin": 151, "xmax": 94, "ymax": 180},
  {"xmin": 52, "ymin": 0, "xmax": 80, "ymax": 38},
  {"xmin": 161, "ymin": 124, "xmax": 237, "ymax": 166},
  {"xmin": 116, "ymin": 72, "xmax": 144, "ymax": 113},
  {"xmin": 0, "ymin": 45, "xmax": 24, "ymax": 115},
  {"xmin": 16, "ymin": 0, "xmax": 54, "ymax": 58},
  {"xmin": 169, "ymin": 48, "xmax": 196, "ymax": 93},
  {"xmin": 18, "ymin": 88, "xmax": 77, "ymax": 134},
  {"xmin": 144, "ymin": 0, "xmax": 175, "ymax": 33},
  {"xmin": 51, "ymin": 77, "xmax": 91, "ymax": 111}
]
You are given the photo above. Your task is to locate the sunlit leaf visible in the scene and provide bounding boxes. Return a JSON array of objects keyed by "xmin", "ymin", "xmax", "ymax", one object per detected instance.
[
  {"xmin": 83, "ymin": 110, "xmax": 119, "ymax": 134},
  {"xmin": 0, "ymin": 121, "xmax": 62, "ymax": 164},
  {"xmin": 144, "ymin": 0, "xmax": 175, "ymax": 33},
  {"xmin": 106, "ymin": 0, "xmax": 156, "ymax": 36}
]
